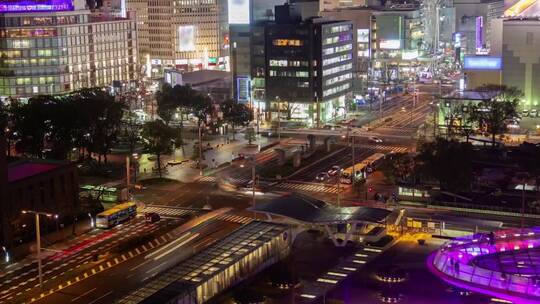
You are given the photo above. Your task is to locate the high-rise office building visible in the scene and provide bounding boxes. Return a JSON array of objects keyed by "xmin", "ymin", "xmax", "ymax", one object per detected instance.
[
  {"xmin": 260, "ymin": 4, "xmax": 355, "ymax": 125},
  {"xmin": 127, "ymin": 0, "xmax": 229, "ymax": 76},
  {"xmin": 0, "ymin": 0, "xmax": 139, "ymax": 98}
]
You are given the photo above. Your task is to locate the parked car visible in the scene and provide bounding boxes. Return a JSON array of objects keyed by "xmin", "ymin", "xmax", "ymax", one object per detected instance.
[
  {"xmin": 316, "ymin": 172, "xmax": 330, "ymax": 182},
  {"xmin": 145, "ymin": 212, "xmax": 160, "ymax": 223},
  {"xmin": 531, "ymin": 109, "xmax": 538, "ymax": 117},
  {"xmin": 167, "ymin": 159, "xmax": 188, "ymax": 166},
  {"xmin": 328, "ymin": 165, "xmax": 341, "ymax": 176},
  {"xmin": 369, "ymin": 136, "xmax": 383, "ymax": 143},
  {"xmin": 522, "ymin": 109, "xmax": 529, "ymax": 117}
]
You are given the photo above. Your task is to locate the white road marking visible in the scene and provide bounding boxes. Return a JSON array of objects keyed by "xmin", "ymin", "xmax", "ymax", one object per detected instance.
[{"xmin": 71, "ymin": 287, "xmax": 97, "ymax": 302}]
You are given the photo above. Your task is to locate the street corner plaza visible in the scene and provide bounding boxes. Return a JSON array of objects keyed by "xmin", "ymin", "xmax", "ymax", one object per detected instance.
[{"xmin": 428, "ymin": 227, "xmax": 540, "ymax": 303}]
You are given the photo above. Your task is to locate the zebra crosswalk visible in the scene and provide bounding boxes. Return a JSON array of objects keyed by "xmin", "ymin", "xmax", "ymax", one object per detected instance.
[
  {"xmin": 215, "ymin": 213, "xmax": 253, "ymax": 224},
  {"xmin": 198, "ymin": 176, "xmax": 251, "ymax": 185},
  {"xmin": 369, "ymin": 145, "xmax": 409, "ymax": 153},
  {"xmin": 139, "ymin": 205, "xmax": 199, "ymax": 218},
  {"xmin": 275, "ymin": 182, "xmax": 340, "ymax": 194}
]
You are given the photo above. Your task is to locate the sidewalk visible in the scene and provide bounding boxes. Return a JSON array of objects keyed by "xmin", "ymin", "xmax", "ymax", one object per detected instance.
[
  {"xmin": 0, "ymin": 218, "xmax": 95, "ymax": 270},
  {"xmin": 135, "ymin": 134, "xmax": 277, "ymax": 183}
]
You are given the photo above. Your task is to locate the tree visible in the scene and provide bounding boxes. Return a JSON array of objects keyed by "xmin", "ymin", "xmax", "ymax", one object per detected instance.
[
  {"xmin": 71, "ymin": 88, "xmax": 126, "ymax": 164},
  {"xmin": 416, "ymin": 137, "xmax": 474, "ymax": 191},
  {"xmin": 221, "ymin": 99, "xmax": 253, "ymax": 140},
  {"xmin": 244, "ymin": 126, "xmax": 256, "ymax": 145},
  {"xmin": 122, "ymin": 110, "xmax": 142, "ymax": 157},
  {"xmin": 141, "ymin": 120, "xmax": 176, "ymax": 178},
  {"xmin": 155, "ymin": 83, "xmax": 176, "ymax": 125},
  {"xmin": 380, "ymin": 153, "xmax": 416, "ymax": 184},
  {"xmin": 10, "ymin": 95, "xmax": 55, "ymax": 158},
  {"xmin": 468, "ymin": 85, "xmax": 521, "ymax": 147},
  {"xmin": 285, "ymin": 101, "xmax": 300, "ymax": 120}
]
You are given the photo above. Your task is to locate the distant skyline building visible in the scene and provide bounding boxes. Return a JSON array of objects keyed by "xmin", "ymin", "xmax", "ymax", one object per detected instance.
[
  {"xmin": 0, "ymin": 0, "xmax": 139, "ymax": 99},
  {"xmin": 126, "ymin": 0, "xmax": 230, "ymax": 76}
]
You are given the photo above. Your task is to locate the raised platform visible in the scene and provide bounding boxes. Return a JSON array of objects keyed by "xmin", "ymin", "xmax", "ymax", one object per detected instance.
[{"xmin": 428, "ymin": 227, "xmax": 540, "ymax": 303}]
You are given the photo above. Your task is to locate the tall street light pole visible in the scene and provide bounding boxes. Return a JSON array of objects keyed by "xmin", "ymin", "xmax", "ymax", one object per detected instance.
[
  {"xmin": 21, "ymin": 210, "xmax": 57, "ymax": 288},
  {"xmin": 198, "ymin": 123, "xmax": 205, "ymax": 176}
]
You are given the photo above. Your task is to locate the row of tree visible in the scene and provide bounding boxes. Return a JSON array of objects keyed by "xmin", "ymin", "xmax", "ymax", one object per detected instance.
[
  {"xmin": 2, "ymin": 88, "xmax": 125, "ymax": 162},
  {"xmin": 156, "ymin": 83, "xmax": 253, "ymax": 142},
  {"xmin": 0, "ymin": 85, "xmax": 255, "ymax": 176},
  {"xmin": 443, "ymin": 85, "xmax": 522, "ymax": 146}
]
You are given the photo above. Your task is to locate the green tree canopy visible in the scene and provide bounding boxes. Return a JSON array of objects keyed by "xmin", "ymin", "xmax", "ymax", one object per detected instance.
[
  {"xmin": 468, "ymin": 85, "xmax": 522, "ymax": 147},
  {"xmin": 141, "ymin": 120, "xmax": 177, "ymax": 178},
  {"xmin": 416, "ymin": 137, "xmax": 474, "ymax": 191},
  {"xmin": 220, "ymin": 99, "xmax": 253, "ymax": 140}
]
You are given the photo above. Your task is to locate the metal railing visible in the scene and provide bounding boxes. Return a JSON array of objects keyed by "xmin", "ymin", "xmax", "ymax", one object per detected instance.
[{"xmin": 431, "ymin": 228, "xmax": 540, "ymax": 300}]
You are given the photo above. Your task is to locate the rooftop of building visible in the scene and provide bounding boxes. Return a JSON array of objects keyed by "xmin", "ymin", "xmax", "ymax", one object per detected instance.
[
  {"xmin": 118, "ymin": 221, "xmax": 288, "ymax": 304},
  {"xmin": 7, "ymin": 160, "xmax": 68, "ymax": 183},
  {"xmin": 180, "ymin": 70, "xmax": 230, "ymax": 87},
  {"xmin": 321, "ymin": 4, "xmax": 420, "ymax": 13},
  {"xmin": 442, "ymin": 90, "xmax": 501, "ymax": 101},
  {"xmin": 249, "ymin": 193, "xmax": 392, "ymax": 224}
]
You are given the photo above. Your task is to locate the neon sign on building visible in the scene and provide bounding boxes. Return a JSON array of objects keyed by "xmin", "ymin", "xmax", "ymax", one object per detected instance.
[{"xmin": 0, "ymin": 0, "xmax": 74, "ymax": 13}]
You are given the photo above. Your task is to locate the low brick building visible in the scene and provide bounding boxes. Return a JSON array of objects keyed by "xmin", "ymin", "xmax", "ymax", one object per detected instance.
[{"xmin": 0, "ymin": 138, "xmax": 79, "ymax": 248}]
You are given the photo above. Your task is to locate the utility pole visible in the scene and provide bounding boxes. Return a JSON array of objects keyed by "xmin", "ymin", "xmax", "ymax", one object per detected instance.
[
  {"xmin": 125, "ymin": 155, "xmax": 130, "ymax": 194},
  {"xmin": 21, "ymin": 210, "xmax": 57, "ymax": 288},
  {"xmin": 35, "ymin": 213, "xmax": 42, "ymax": 288},
  {"xmin": 337, "ymin": 170, "xmax": 342, "ymax": 207},
  {"xmin": 198, "ymin": 124, "xmax": 204, "ymax": 176},
  {"xmin": 351, "ymin": 134, "xmax": 355, "ymax": 188},
  {"xmin": 252, "ymin": 160, "xmax": 256, "ymax": 209}
]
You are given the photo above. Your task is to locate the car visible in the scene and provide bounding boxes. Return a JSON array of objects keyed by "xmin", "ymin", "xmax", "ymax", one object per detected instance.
[
  {"xmin": 340, "ymin": 172, "xmax": 352, "ymax": 184},
  {"xmin": 328, "ymin": 165, "xmax": 341, "ymax": 176},
  {"xmin": 369, "ymin": 136, "xmax": 383, "ymax": 143},
  {"xmin": 531, "ymin": 109, "xmax": 538, "ymax": 117},
  {"xmin": 522, "ymin": 109, "xmax": 529, "ymax": 117},
  {"xmin": 167, "ymin": 159, "xmax": 188, "ymax": 166},
  {"xmin": 145, "ymin": 212, "xmax": 160, "ymax": 223},
  {"xmin": 315, "ymin": 172, "xmax": 330, "ymax": 182},
  {"xmin": 232, "ymin": 153, "xmax": 245, "ymax": 162}
]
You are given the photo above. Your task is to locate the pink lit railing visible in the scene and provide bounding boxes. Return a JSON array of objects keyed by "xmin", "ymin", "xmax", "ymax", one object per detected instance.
[{"xmin": 431, "ymin": 227, "xmax": 540, "ymax": 301}]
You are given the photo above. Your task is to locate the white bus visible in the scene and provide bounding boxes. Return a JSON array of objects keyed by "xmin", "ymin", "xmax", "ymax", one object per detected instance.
[
  {"xmin": 96, "ymin": 202, "xmax": 137, "ymax": 229},
  {"xmin": 342, "ymin": 153, "xmax": 386, "ymax": 183}
]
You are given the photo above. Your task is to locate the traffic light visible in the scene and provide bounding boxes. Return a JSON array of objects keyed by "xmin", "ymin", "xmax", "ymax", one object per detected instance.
[{"xmin": 368, "ymin": 186, "xmax": 373, "ymax": 193}]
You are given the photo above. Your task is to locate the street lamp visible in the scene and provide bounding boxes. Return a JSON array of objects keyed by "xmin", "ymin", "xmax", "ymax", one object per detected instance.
[
  {"xmin": 1, "ymin": 246, "xmax": 9, "ymax": 263},
  {"xmin": 275, "ymin": 96, "xmax": 281, "ymax": 141},
  {"xmin": 21, "ymin": 210, "xmax": 58, "ymax": 288},
  {"xmin": 88, "ymin": 213, "xmax": 95, "ymax": 228}
]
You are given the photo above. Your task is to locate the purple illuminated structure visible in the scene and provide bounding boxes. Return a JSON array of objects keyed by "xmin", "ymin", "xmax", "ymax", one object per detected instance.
[
  {"xmin": 0, "ymin": 0, "xmax": 74, "ymax": 13},
  {"xmin": 428, "ymin": 227, "xmax": 540, "ymax": 304}
]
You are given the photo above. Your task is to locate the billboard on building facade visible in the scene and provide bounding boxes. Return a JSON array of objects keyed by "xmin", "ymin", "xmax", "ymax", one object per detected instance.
[
  {"xmin": 236, "ymin": 77, "xmax": 250, "ymax": 102},
  {"xmin": 228, "ymin": 0, "xmax": 250, "ymax": 24},
  {"xmin": 357, "ymin": 29, "xmax": 369, "ymax": 43},
  {"xmin": 178, "ymin": 25, "xmax": 196, "ymax": 52},
  {"xmin": 379, "ymin": 39, "xmax": 401, "ymax": 49},
  {"xmin": 0, "ymin": 0, "xmax": 74, "ymax": 12},
  {"xmin": 463, "ymin": 56, "xmax": 502, "ymax": 70}
]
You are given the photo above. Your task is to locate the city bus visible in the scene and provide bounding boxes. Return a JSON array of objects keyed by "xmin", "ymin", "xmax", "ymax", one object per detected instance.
[
  {"xmin": 341, "ymin": 153, "xmax": 386, "ymax": 184},
  {"xmin": 96, "ymin": 202, "xmax": 137, "ymax": 229}
]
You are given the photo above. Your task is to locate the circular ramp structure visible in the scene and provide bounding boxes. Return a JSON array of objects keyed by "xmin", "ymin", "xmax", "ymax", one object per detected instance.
[{"xmin": 428, "ymin": 227, "xmax": 540, "ymax": 304}]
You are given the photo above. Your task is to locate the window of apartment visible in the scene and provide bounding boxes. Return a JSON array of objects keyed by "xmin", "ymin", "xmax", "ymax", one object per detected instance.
[
  {"xmin": 322, "ymin": 63, "xmax": 353, "ymax": 77},
  {"xmin": 323, "ymin": 83, "xmax": 350, "ymax": 97},
  {"xmin": 323, "ymin": 54, "xmax": 352, "ymax": 66}
]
